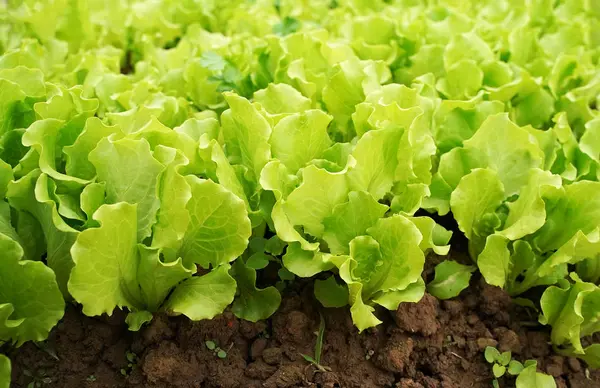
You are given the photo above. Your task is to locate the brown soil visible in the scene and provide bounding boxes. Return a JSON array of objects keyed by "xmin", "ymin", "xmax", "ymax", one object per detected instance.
[{"xmin": 5, "ymin": 251, "xmax": 600, "ymax": 388}]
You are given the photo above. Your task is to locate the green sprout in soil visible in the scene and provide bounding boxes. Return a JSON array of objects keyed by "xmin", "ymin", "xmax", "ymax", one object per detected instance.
[
  {"xmin": 205, "ymin": 340, "xmax": 230, "ymax": 359},
  {"xmin": 484, "ymin": 347, "xmax": 556, "ymax": 388},
  {"xmin": 23, "ymin": 369, "xmax": 52, "ymax": 388},
  {"xmin": 301, "ymin": 313, "xmax": 331, "ymax": 373},
  {"xmin": 120, "ymin": 351, "xmax": 138, "ymax": 376}
]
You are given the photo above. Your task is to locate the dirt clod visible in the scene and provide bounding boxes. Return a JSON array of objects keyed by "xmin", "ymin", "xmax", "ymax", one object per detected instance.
[
  {"xmin": 377, "ymin": 335, "xmax": 414, "ymax": 372},
  {"xmin": 395, "ymin": 293, "xmax": 440, "ymax": 336},
  {"xmin": 262, "ymin": 347, "xmax": 284, "ymax": 366},
  {"xmin": 495, "ymin": 328, "xmax": 522, "ymax": 354},
  {"xmin": 476, "ymin": 337, "xmax": 498, "ymax": 350}
]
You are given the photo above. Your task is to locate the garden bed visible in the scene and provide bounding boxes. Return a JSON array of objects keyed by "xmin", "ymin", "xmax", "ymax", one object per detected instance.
[
  {"xmin": 8, "ymin": 248, "xmax": 600, "ymax": 388},
  {"xmin": 2, "ymin": 1, "xmax": 600, "ymax": 387}
]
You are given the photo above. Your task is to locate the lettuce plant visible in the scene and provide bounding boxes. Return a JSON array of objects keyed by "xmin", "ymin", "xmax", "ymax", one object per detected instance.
[
  {"xmin": 0, "ymin": 0, "xmax": 599, "ymax": 377},
  {"xmin": 0, "ymin": 354, "xmax": 9, "ymax": 388},
  {"xmin": 540, "ymin": 274, "xmax": 600, "ymax": 368}
]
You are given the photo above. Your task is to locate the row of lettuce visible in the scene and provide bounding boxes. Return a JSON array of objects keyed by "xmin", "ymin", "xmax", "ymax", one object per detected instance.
[{"xmin": 1, "ymin": 0, "xmax": 600, "ymax": 385}]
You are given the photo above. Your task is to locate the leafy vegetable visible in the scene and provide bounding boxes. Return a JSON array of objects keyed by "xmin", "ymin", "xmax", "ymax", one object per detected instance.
[
  {"xmin": 485, "ymin": 347, "xmax": 556, "ymax": 388},
  {"xmin": 428, "ymin": 261, "xmax": 475, "ymax": 300},
  {"xmin": 539, "ymin": 274, "xmax": 600, "ymax": 367},
  {"xmin": 1, "ymin": 0, "xmax": 600, "ymax": 351},
  {"xmin": 0, "ymin": 354, "xmax": 9, "ymax": 388},
  {"xmin": 515, "ymin": 360, "xmax": 557, "ymax": 388},
  {"xmin": 0, "ymin": 219, "xmax": 64, "ymax": 346}
]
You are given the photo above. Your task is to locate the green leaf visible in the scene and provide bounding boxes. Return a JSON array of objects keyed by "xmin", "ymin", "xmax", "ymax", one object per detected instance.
[
  {"xmin": 485, "ymin": 347, "xmax": 501, "ymax": 363},
  {"xmin": 221, "ymin": 93, "xmax": 271, "ymax": 183},
  {"xmin": 0, "ymin": 160, "xmax": 12, "ymax": 199},
  {"xmin": 427, "ymin": 261, "xmax": 476, "ymax": 300},
  {"xmin": 578, "ymin": 344, "xmax": 600, "ymax": 369},
  {"xmin": 165, "ymin": 265, "xmax": 237, "ymax": 321},
  {"xmin": 499, "ymin": 351, "xmax": 512, "ymax": 366},
  {"xmin": 80, "ymin": 183, "xmax": 105, "ymax": 223},
  {"xmin": 199, "ymin": 51, "xmax": 227, "ymax": 72},
  {"xmin": 246, "ymin": 252, "xmax": 270, "ymax": 270},
  {"xmin": 273, "ymin": 17, "xmax": 301, "ymax": 36},
  {"xmin": 508, "ymin": 360, "xmax": 525, "ymax": 375},
  {"xmin": 408, "ymin": 217, "xmax": 452, "ymax": 255},
  {"xmin": 63, "ymin": 117, "xmax": 122, "ymax": 180},
  {"xmin": 270, "ymin": 109, "xmax": 333, "ymax": 173},
  {"xmin": 301, "ymin": 353, "xmax": 317, "ymax": 364},
  {"xmin": 461, "ymin": 113, "xmax": 544, "ymax": 196},
  {"xmin": 314, "ymin": 276, "xmax": 349, "ymax": 308},
  {"xmin": 450, "ymin": 168, "xmax": 505, "ymax": 240},
  {"xmin": 493, "ymin": 364, "xmax": 506, "ymax": 378},
  {"xmin": 515, "ymin": 361, "xmax": 557, "ymax": 388},
  {"xmin": 371, "ymin": 278, "xmax": 425, "ymax": 310},
  {"xmin": 90, "ymin": 137, "xmax": 165, "ymax": 242},
  {"xmin": 366, "ymin": 215, "xmax": 425, "ymax": 294},
  {"xmin": 205, "ymin": 340, "xmax": 216, "ymax": 350},
  {"xmin": 580, "ymin": 118, "xmax": 600, "ymax": 163},
  {"xmin": 478, "ymin": 234, "xmax": 511, "ymax": 288},
  {"xmin": 347, "ymin": 125, "xmax": 403, "ymax": 200},
  {"xmin": 254, "ymin": 83, "xmax": 311, "ymax": 118},
  {"xmin": 0, "ymin": 233, "xmax": 64, "ymax": 346},
  {"xmin": 0, "ymin": 354, "xmax": 9, "ymax": 388},
  {"xmin": 498, "ymin": 169, "xmax": 562, "ymax": 240},
  {"xmin": 260, "ymin": 160, "xmax": 317, "ymax": 250},
  {"xmin": 7, "ymin": 171, "xmax": 78, "ymax": 296},
  {"xmin": 265, "ymin": 235, "xmax": 286, "ymax": 256},
  {"xmin": 231, "ymin": 259, "xmax": 281, "ymax": 322},
  {"xmin": 347, "ymin": 283, "xmax": 382, "ymax": 332},
  {"xmin": 437, "ymin": 59, "xmax": 483, "ymax": 100},
  {"xmin": 282, "ymin": 243, "xmax": 337, "ymax": 277},
  {"xmin": 322, "ymin": 191, "xmax": 388, "ymax": 254},
  {"xmin": 539, "ymin": 275, "xmax": 600, "ymax": 353},
  {"xmin": 348, "ymin": 235, "xmax": 384, "ymax": 285},
  {"xmin": 284, "ymin": 165, "xmax": 350, "ymax": 238},
  {"xmin": 179, "ymin": 177, "xmax": 251, "ymax": 268},
  {"xmin": 125, "ymin": 311, "xmax": 154, "ymax": 332},
  {"xmin": 151, "ymin": 146, "xmax": 192, "ymax": 252},
  {"xmin": 278, "ymin": 267, "xmax": 295, "ymax": 281},
  {"xmin": 13, "ymin": 210, "xmax": 44, "ymax": 262},
  {"xmin": 22, "ymin": 118, "xmax": 89, "ymax": 186},
  {"xmin": 533, "ymin": 181, "xmax": 600, "ymax": 252},
  {"xmin": 137, "ymin": 246, "xmax": 194, "ymax": 311},
  {"xmin": 68, "ymin": 203, "xmax": 143, "ymax": 316}
]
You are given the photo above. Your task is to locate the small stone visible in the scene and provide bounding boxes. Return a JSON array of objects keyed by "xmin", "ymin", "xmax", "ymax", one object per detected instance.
[
  {"xmin": 567, "ymin": 357, "xmax": 582, "ymax": 372},
  {"xmin": 466, "ymin": 314, "xmax": 479, "ymax": 325},
  {"xmin": 477, "ymin": 338, "xmax": 498, "ymax": 350},
  {"xmin": 497, "ymin": 329, "xmax": 522, "ymax": 354},
  {"xmin": 545, "ymin": 355, "xmax": 564, "ymax": 377}
]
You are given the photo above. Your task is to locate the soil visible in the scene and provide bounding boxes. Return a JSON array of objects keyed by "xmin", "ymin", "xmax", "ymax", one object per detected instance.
[{"xmin": 5, "ymin": 249, "xmax": 600, "ymax": 388}]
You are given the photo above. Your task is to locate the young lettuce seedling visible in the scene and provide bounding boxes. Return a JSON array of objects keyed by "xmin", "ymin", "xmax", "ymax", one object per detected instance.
[
  {"xmin": 484, "ymin": 346, "xmax": 556, "ymax": 388},
  {"xmin": 205, "ymin": 340, "xmax": 229, "ymax": 359}
]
